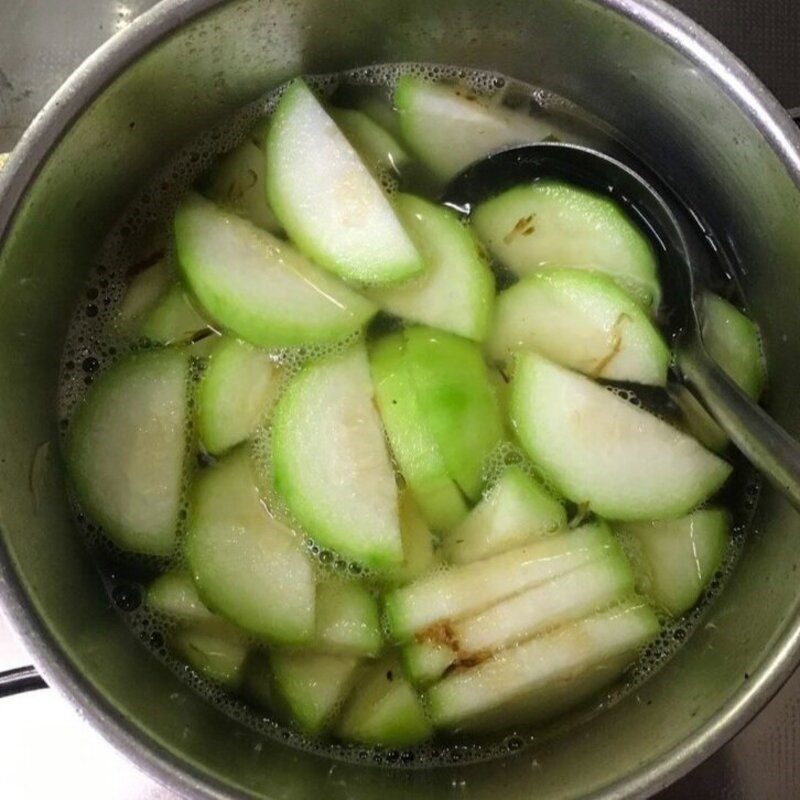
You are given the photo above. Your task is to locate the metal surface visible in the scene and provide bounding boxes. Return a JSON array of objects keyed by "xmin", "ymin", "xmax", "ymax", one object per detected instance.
[{"xmin": 1, "ymin": 1, "xmax": 800, "ymax": 799}]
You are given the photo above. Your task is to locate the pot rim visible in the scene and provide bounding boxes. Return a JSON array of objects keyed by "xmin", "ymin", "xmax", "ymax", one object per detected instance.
[{"xmin": 1, "ymin": 1, "xmax": 799, "ymax": 797}]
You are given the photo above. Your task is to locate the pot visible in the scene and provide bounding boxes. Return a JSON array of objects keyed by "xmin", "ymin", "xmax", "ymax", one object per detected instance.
[{"xmin": 2, "ymin": 0, "xmax": 800, "ymax": 797}]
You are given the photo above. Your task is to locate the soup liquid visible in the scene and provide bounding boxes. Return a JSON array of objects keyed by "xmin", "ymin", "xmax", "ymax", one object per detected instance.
[{"xmin": 57, "ymin": 63, "xmax": 761, "ymax": 767}]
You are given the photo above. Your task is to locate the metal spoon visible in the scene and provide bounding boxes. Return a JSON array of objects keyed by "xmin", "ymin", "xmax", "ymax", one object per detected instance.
[{"xmin": 443, "ymin": 142, "xmax": 800, "ymax": 510}]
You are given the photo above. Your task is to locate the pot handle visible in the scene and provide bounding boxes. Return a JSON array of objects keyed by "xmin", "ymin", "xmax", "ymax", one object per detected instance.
[{"xmin": 0, "ymin": 666, "xmax": 47, "ymax": 697}]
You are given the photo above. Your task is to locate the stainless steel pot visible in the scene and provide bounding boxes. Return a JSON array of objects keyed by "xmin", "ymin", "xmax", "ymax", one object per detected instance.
[{"xmin": 1, "ymin": 0, "xmax": 800, "ymax": 797}]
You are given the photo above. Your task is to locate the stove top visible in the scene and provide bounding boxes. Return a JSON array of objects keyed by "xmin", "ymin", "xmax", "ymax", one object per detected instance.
[{"xmin": 1, "ymin": 1, "xmax": 799, "ymax": 797}]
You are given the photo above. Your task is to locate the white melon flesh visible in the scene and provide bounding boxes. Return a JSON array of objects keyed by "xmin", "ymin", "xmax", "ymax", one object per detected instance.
[
  {"xmin": 426, "ymin": 601, "xmax": 660, "ymax": 731},
  {"xmin": 314, "ymin": 579, "xmax": 383, "ymax": 657},
  {"xmin": 510, "ymin": 353, "xmax": 732, "ymax": 520},
  {"xmin": 272, "ymin": 651, "xmax": 360, "ymax": 734},
  {"xmin": 196, "ymin": 336, "xmax": 279, "ymax": 456},
  {"xmin": 488, "ymin": 269, "xmax": 669, "ymax": 385},
  {"xmin": 472, "ymin": 181, "xmax": 661, "ymax": 310},
  {"xmin": 174, "ymin": 193, "xmax": 376, "ymax": 348},
  {"xmin": 616, "ymin": 508, "xmax": 730, "ymax": 616},
  {"xmin": 443, "ymin": 465, "xmax": 566, "ymax": 564},
  {"xmin": 336, "ymin": 659, "xmax": 432, "ymax": 746},
  {"xmin": 395, "ymin": 76, "xmax": 555, "ymax": 182},
  {"xmin": 367, "ymin": 194, "xmax": 495, "ymax": 342},
  {"xmin": 66, "ymin": 350, "xmax": 189, "ymax": 556},
  {"xmin": 171, "ymin": 624, "xmax": 249, "ymax": 689},
  {"xmin": 329, "ymin": 107, "xmax": 410, "ymax": 176},
  {"xmin": 186, "ymin": 448, "xmax": 316, "ymax": 644},
  {"xmin": 701, "ymin": 293, "xmax": 765, "ymax": 399},
  {"xmin": 271, "ymin": 345, "xmax": 403, "ymax": 570},
  {"xmin": 147, "ymin": 570, "xmax": 216, "ymax": 625},
  {"xmin": 266, "ymin": 80, "xmax": 423, "ymax": 284},
  {"xmin": 385, "ymin": 522, "xmax": 617, "ymax": 641},
  {"xmin": 449, "ymin": 550, "xmax": 635, "ymax": 658}
]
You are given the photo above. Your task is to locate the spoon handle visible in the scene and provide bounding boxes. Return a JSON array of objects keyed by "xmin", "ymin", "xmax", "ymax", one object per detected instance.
[{"xmin": 678, "ymin": 339, "xmax": 800, "ymax": 510}]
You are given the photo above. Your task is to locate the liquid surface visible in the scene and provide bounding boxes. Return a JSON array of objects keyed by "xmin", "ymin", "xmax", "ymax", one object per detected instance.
[{"xmin": 57, "ymin": 62, "xmax": 761, "ymax": 767}]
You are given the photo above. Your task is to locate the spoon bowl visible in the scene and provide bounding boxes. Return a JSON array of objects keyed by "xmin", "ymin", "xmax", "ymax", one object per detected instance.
[{"xmin": 444, "ymin": 143, "xmax": 800, "ymax": 510}]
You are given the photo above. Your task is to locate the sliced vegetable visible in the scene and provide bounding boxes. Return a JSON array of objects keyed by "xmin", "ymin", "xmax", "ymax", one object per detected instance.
[
  {"xmin": 170, "ymin": 624, "xmax": 249, "ymax": 688},
  {"xmin": 395, "ymin": 76, "xmax": 554, "ymax": 182},
  {"xmin": 138, "ymin": 283, "xmax": 209, "ymax": 345},
  {"xmin": 204, "ymin": 138, "xmax": 282, "ymax": 234},
  {"xmin": 426, "ymin": 601, "xmax": 660, "ymax": 731},
  {"xmin": 367, "ymin": 195, "xmax": 495, "ymax": 341},
  {"xmin": 315, "ymin": 579, "xmax": 382, "ymax": 657},
  {"xmin": 615, "ymin": 508, "xmax": 730, "ymax": 616},
  {"xmin": 329, "ymin": 107, "xmax": 410, "ymax": 176},
  {"xmin": 369, "ymin": 334, "xmax": 468, "ymax": 531},
  {"xmin": 147, "ymin": 570, "xmax": 216, "ymax": 624},
  {"xmin": 116, "ymin": 260, "xmax": 171, "ymax": 332},
  {"xmin": 701, "ymin": 293, "xmax": 765, "ymax": 399},
  {"xmin": 196, "ymin": 336, "xmax": 278, "ymax": 456},
  {"xmin": 488, "ymin": 269, "xmax": 669, "ymax": 385},
  {"xmin": 385, "ymin": 521, "xmax": 617, "ymax": 641},
  {"xmin": 272, "ymin": 345, "xmax": 403, "ymax": 570},
  {"xmin": 385, "ymin": 493, "xmax": 439, "ymax": 585},
  {"xmin": 442, "ymin": 465, "xmax": 566, "ymax": 564},
  {"xmin": 266, "ymin": 80, "xmax": 423, "ymax": 284},
  {"xmin": 272, "ymin": 651, "xmax": 360, "ymax": 734},
  {"xmin": 510, "ymin": 353, "xmax": 731, "ymax": 520},
  {"xmin": 402, "ymin": 640, "xmax": 457, "ymax": 686},
  {"xmin": 336, "ymin": 659, "xmax": 432, "ymax": 746},
  {"xmin": 174, "ymin": 193, "xmax": 376, "ymax": 348},
  {"xmin": 449, "ymin": 546, "xmax": 635, "ymax": 658},
  {"xmin": 472, "ymin": 181, "xmax": 661, "ymax": 310},
  {"xmin": 404, "ymin": 327, "xmax": 504, "ymax": 500},
  {"xmin": 186, "ymin": 448, "xmax": 316, "ymax": 643},
  {"xmin": 66, "ymin": 349, "xmax": 189, "ymax": 556}
]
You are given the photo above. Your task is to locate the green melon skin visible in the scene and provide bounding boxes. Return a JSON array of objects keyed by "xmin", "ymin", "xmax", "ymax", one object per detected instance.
[
  {"xmin": 404, "ymin": 326, "xmax": 505, "ymax": 501},
  {"xmin": 369, "ymin": 333, "xmax": 468, "ymax": 532}
]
